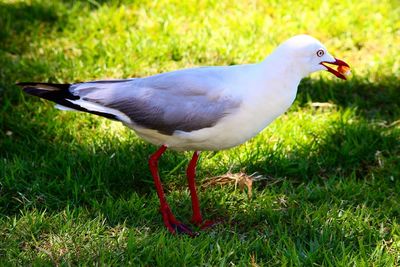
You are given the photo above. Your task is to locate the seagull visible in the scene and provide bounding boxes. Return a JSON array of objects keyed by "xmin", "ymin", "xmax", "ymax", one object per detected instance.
[{"xmin": 17, "ymin": 34, "xmax": 350, "ymax": 237}]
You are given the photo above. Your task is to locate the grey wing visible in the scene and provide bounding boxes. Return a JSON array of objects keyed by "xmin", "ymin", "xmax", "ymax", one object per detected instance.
[{"xmin": 70, "ymin": 67, "xmax": 241, "ymax": 135}]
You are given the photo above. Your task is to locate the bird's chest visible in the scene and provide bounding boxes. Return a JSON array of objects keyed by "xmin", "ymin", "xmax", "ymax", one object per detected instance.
[{"xmin": 209, "ymin": 85, "xmax": 298, "ymax": 149}]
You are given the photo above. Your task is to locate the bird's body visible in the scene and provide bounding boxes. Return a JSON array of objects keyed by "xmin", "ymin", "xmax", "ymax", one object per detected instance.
[
  {"xmin": 103, "ymin": 63, "xmax": 298, "ymax": 151},
  {"xmin": 22, "ymin": 60, "xmax": 302, "ymax": 151},
  {"xmin": 18, "ymin": 35, "xmax": 350, "ymax": 236}
]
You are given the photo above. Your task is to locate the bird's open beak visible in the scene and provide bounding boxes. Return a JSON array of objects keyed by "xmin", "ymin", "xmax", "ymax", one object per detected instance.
[{"xmin": 320, "ymin": 58, "xmax": 351, "ymax": 80}]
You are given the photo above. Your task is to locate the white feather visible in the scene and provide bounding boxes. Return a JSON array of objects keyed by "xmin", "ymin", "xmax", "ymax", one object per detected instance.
[
  {"xmin": 55, "ymin": 104, "xmax": 75, "ymax": 111},
  {"xmin": 56, "ymin": 100, "xmax": 132, "ymax": 124}
]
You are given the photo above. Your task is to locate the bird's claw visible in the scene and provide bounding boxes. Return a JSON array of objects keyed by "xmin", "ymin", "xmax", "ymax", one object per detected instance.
[
  {"xmin": 160, "ymin": 207, "xmax": 199, "ymax": 237},
  {"xmin": 172, "ymin": 222, "xmax": 199, "ymax": 237}
]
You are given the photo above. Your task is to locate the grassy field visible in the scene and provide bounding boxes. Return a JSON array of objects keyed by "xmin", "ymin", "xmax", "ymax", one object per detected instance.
[{"xmin": 1, "ymin": 0, "xmax": 399, "ymax": 265}]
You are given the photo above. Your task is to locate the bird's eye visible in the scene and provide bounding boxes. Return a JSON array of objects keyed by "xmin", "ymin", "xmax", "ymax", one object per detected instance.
[{"xmin": 316, "ymin": 49, "xmax": 325, "ymax": 57}]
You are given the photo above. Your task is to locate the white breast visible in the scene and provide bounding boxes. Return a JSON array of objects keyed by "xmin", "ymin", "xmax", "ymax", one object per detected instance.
[{"xmin": 172, "ymin": 86, "xmax": 298, "ymax": 150}]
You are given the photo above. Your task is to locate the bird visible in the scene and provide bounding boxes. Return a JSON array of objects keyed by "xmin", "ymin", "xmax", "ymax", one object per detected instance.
[{"xmin": 17, "ymin": 34, "xmax": 350, "ymax": 237}]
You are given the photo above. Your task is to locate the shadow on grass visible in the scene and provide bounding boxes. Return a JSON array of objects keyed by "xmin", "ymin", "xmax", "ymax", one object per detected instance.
[
  {"xmin": 298, "ymin": 77, "xmax": 400, "ymax": 121},
  {"xmin": 0, "ymin": 114, "xmax": 185, "ymax": 208},
  {"xmin": 1, "ymin": 101, "xmax": 399, "ymax": 227},
  {"xmin": 0, "ymin": 1, "xmax": 61, "ymax": 53},
  {"xmin": 0, "ymin": 0, "xmax": 132, "ymax": 54},
  {"xmin": 244, "ymin": 117, "xmax": 399, "ymax": 181}
]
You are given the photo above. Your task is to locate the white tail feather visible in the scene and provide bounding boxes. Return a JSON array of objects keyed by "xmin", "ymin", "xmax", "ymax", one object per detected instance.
[
  {"xmin": 55, "ymin": 104, "xmax": 76, "ymax": 111},
  {"xmin": 57, "ymin": 99, "xmax": 132, "ymax": 124}
]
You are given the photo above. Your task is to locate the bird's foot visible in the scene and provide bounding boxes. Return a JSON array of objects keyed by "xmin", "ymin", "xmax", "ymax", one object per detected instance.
[
  {"xmin": 170, "ymin": 220, "xmax": 199, "ymax": 237},
  {"xmin": 160, "ymin": 207, "xmax": 198, "ymax": 237}
]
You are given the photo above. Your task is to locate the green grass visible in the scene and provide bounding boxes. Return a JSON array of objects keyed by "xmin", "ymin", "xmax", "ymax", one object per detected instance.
[{"xmin": 1, "ymin": 0, "xmax": 399, "ymax": 265}]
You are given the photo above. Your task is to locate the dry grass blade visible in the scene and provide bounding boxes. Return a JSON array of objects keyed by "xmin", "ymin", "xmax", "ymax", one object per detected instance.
[
  {"xmin": 201, "ymin": 172, "xmax": 267, "ymax": 198},
  {"xmin": 250, "ymin": 253, "xmax": 260, "ymax": 267}
]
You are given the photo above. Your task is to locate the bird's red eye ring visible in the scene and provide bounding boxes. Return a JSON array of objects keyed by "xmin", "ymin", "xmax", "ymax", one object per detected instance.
[{"xmin": 317, "ymin": 49, "xmax": 324, "ymax": 57}]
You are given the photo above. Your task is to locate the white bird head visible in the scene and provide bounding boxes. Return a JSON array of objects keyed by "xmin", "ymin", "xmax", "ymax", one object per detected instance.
[{"xmin": 270, "ymin": 34, "xmax": 350, "ymax": 80}]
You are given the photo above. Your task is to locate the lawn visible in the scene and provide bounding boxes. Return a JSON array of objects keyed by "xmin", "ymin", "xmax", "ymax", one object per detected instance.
[{"xmin": 0, "ymin": 0, "xmax": 399, "ymax": 265}]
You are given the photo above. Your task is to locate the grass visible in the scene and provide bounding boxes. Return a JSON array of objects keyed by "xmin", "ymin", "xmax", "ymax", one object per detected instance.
[{"xmin": 0, "ymin": 0, "xmax": 399, "ymax": 265}]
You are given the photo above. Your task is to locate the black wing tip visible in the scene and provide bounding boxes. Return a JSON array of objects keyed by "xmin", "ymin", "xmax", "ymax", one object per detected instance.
[
  {"xmin": 16, "ymin": 82, "xmax": 37, "ymax": 88},
  {"xmin": 17, "ymin": 82, "xmax": 78, "ymax": 101},
  {"xmin": 16, "ymin": 83, "xmax": 42, "ymax": 96},
  {"xmin": 17, "ymin": 81, "xmax": 118, "ymax": 121},
  {"xmin": 16, "ymin": 82, "xmax": 72, "ymax": 89}
]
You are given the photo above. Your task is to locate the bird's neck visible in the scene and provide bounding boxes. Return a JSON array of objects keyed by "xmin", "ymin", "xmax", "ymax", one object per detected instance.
[
  {"xmin": 258, "ymin": 54, "xmax": 303, "ymax": 91},
  {"xmin": 264, "ymin": 53, "xmax": 304, "ymax": 77},
  {"xmin": 245, "ymin": 54, "xmax": 303, "ymax": 119}
]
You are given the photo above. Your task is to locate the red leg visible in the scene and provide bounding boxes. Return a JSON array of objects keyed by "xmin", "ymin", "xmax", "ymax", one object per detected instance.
[
  {"xmin": 186, "ymin": 151, "xmax": 214, "ymax": 229},
  {"xmin": 186, "ymin": 151, "xmax": 202, "ymax": 224},
  {"xmin": 149, "ymin": 145, "xmax": 196, "ymax": 237}
]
